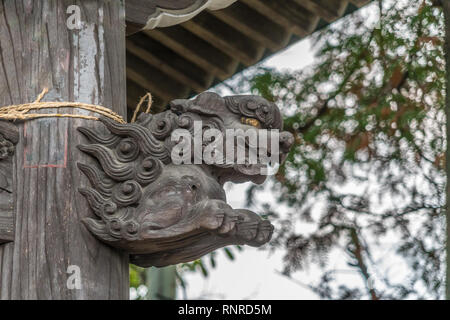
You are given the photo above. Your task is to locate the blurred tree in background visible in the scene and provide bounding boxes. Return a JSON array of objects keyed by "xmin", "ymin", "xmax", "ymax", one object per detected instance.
[
  {"xmin": 132, "ymin": 0, "xmax": 450, "ymax": 300},
  {"xmin": 243, "ymin": 0, "xmax": 446, "ymax": 299}
]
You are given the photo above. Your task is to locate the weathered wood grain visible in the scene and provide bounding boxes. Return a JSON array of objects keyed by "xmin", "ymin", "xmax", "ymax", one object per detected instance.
[{"xmin": 0, "ymin": 0, "xmax": 128, "ymax": 299}]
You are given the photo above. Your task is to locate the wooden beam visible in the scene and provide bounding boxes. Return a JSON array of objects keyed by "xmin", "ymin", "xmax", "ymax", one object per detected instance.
[
  {"xmin": 144, "ymin": 26, "xmax": 238, "ymax": 80},
  {"xmin": 182, "ymin": 11, "xmax": 265, "ymax": 66},
  {"xmin": 241, "ymin": 0, "xmax": 319, "ymax": 36},
  {"xmin": 349, "ymin": 0, "xmax": 371, "ymax": 7},
  {"xmin": 443, "ymin": 0, "xmax": 450, "ymax": 300},
  {"xmin": 127, "ymin": 33, "xmax": 213, "ymax": 93},
  {"xmin": 210, "ymin": 1, "xmax": 291, "ymax": 51},
  {"xmin": 294, "ymin": 0, "xmax": 348, "ymax": 23},
  {"xmin": 127, "ymin": 52, "xmax": 190, "ymax": 102}
]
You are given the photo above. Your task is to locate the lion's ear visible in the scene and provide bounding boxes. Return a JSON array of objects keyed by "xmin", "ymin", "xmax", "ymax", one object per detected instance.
[
  {"xmin": 169, "ymin": 92, "xmax": 225, "ymax": 116},
  {"xmin": 194, "ymin": 91, "xmax": 221, "ymax": 103},
  {"xmin": 194, "ymin": 92, "xmax": 223, "ymax": 106},
  {"xmin": 190, "ymin": 92, "xmax": 226, "ymax": 115}
]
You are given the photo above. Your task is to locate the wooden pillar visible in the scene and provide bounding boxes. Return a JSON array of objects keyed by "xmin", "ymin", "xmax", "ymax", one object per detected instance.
[{"xmin": 0, "ymin": 0, "xmax": 128, "ymax": 299}]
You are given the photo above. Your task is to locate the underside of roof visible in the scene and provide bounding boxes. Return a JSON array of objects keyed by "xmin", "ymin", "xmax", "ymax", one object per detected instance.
[{"xmin": 125, "ymin": 0, "xmax": 371, "ymax": 116}]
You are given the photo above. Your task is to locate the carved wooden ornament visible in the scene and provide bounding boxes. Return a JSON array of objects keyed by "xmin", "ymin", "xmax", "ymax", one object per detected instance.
[
  {"xmin": 127, "ymin": 0, "xmax": 238, "ymax": 30},
  {"xmin": 0, "ymin": 122, "xmax": 19, "ymax": 244},
  {"xmin": 77, "ymin": 93, "xmax": 294, "ymax": 267}
]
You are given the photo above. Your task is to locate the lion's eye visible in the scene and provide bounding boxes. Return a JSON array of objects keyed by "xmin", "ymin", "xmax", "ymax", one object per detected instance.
[{"xmin": 241, "ymin": 117, "xmax": 261, "ymax": 128}]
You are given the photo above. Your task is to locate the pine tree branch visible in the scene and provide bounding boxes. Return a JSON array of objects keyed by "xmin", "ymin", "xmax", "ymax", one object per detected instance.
[{"xmin": 349, "ymin": 228, "xmax": 380, "ymax": 300}]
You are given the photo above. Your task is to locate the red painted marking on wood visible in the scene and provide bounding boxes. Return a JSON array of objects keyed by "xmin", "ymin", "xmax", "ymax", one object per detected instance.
[{"xmin": 23, "ymin": 121, "xmax": 68, "ymax": 169}]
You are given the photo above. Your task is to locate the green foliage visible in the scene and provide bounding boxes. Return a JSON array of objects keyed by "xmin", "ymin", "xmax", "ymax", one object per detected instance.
[
  {"xmin": 130, "ymin": 264, "xmax": 145, "ymax": 289},
  {"xmin": 241, "ymin": 0, "xmax": 446, "ymax": 299}
]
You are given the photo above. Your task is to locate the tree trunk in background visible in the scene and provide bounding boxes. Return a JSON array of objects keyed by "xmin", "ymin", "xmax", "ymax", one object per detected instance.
[
  {"xmin": 443, "ymin": 0, "xmax": 450, "ymax": 300},
  {"xmin": 0, "ymin": 0, "xmax": 128, "ymax": 299},
  {"xmin": 146, "ymin": 266, "xmax": 177, "ymax": 300}
]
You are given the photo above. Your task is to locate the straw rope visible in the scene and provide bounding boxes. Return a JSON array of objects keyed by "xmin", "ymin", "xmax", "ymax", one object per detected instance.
[
  {"xmin": 0, "ymin": 88, "xmax": 153, "ymax": 124},
  {"xmin": 131, "ymin": 92, "xmax": 153, "ymax": 123}
]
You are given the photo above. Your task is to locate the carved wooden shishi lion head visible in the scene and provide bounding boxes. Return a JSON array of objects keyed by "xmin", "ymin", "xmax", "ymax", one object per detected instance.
[{"xmin": 77, "ymin": 92, "xmax": 294, "ymax": 267}]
